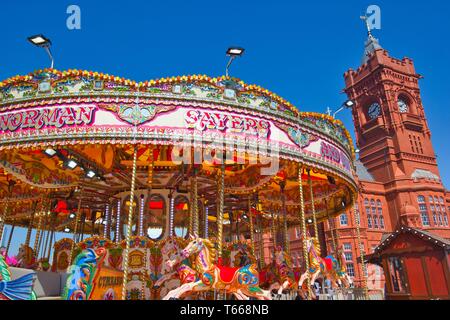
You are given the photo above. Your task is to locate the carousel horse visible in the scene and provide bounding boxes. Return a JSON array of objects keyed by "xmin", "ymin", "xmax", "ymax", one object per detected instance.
[
  {"xmin": 0, "ymin": 253, "xmax": 36, "ymax": 300},
  {"xmin": 298, "ymin": 236, "xmax": 341, "ymax": 289},
  {"xmin": 16, "ymin": 244, "xmax": 38, "ymax": 270},
  {"xmin": 163, "ymin": 235, "xmax": 272, "ymax": 300},
  {"xmin": 63, "ymin": 248, "xmax": 107, "ymax": 300},
  {"xmin": 332, "ymin": 246, "xmax": 353, "ymax": 288},
  {"xmin": 153, "ymin": 238, "xmax": 198, "ymax": 292},
  {"xmin": 271, "ymin": 248, "xmax": 299, "ymax": 295}
]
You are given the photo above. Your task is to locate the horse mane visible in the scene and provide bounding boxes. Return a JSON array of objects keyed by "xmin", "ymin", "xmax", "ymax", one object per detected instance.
[
  {"xmin": 310, "ymin": 237, "xmax": 321, "ymax": 256},
  {"xmin": 201, "ymin": 238, "xmax": 216, "ymax": 263}
]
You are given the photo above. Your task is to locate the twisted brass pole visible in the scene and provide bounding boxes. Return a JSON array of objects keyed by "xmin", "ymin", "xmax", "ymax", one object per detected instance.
[
  {"xmin": 308, "ymin": 170, "xmax": 319, "ymax": 238},
  {"xmin": 248, "ymin": 197, "xmax": 255, "ymax": 257},
  {"xmin": 121, "ymin": 145, "xmax": 139, "ymax": 300},
  {"xmin": 299, "ymin": 165, "xmax": 313, "ymax": 300},
  {"xmin": 353, "ymin": 197, "xmax": 369, "ymax": 299},
  {"xmin": 68, "ymin": 190, "xmax": 83, "ymax": 268},
  {"xmin": 217, "ymin": 164, "xmax": 225, "ymax": 259}
]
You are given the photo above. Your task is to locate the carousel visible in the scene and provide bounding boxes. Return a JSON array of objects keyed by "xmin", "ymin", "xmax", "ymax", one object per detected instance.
[{"xmin": 0, "ymin": 68, "xmax": 363, "ymax": 300}]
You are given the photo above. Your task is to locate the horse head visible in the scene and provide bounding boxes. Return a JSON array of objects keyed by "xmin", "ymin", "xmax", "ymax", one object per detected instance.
[{"xmin": 166, "ymin": 233, "xmax": 205, "ymax": 269}]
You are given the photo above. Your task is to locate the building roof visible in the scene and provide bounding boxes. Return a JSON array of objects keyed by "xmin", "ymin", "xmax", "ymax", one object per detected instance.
[
  {"xmin": 411, "ymin": 169, "xmax": 440, "ymax": 182},
  {"xmin": 364, "ymin": 226, "xmax": 450, "ymax": 264},
  {"xmin": 355, "ymin": 160, "xmax": 375, "ymax": 182}
]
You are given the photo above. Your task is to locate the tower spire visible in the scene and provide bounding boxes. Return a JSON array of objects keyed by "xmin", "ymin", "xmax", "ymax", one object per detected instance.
[{"xmin": 360, "ymin": 15, "xmax": 382, "ymax": 64}]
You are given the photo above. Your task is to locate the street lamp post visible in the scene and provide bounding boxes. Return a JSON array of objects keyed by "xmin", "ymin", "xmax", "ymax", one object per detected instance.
[
  {"xmin": 28, "ymin": 34, "xmax": 54, "ymax": 69},
  {"xmin": 332, "ymin": 100, "xmax": 355, "ymax": 118}
]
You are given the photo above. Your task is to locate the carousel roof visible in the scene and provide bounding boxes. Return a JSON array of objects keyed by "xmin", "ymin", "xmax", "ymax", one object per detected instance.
[{"xmin": 0, "ymin": 69, "xmax": 358, "ymax": 234}]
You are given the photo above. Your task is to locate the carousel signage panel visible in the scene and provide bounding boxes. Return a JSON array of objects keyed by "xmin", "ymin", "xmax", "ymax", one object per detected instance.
[
  {"xmin": 184, "ymin": 109, "xmax": 271, "ymax": 138},
  {"xmin": 0, "ymin": 104, "xmax": 97, "ymax": 133}
]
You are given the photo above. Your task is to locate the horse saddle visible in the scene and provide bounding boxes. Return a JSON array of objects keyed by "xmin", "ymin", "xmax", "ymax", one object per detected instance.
[{"xmin": 217, "ymin": 265, "xmax": 240, "ymax": 283}]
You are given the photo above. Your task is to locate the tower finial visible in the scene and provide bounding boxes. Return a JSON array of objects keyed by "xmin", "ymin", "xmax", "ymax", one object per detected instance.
[{"xmin": 360, "ymin": 15, "xmax": 373, "ymax": 38}]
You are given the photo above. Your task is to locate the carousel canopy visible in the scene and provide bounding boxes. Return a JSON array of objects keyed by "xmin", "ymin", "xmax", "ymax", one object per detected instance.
[{"xmin": 0, "ymin": 69, "xmax": 357, "ymax": 233}]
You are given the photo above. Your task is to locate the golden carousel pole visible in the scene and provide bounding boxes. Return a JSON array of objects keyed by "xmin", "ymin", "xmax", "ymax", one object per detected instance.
[
  {"xmin": 0, "ymin": 181, "xmax": 14, "ymax": 244},
  {"xmin": 248, "ymin": 197, "xmax": 255, "ymax": 257},
  {"xmin": 280, "ymin": 181, "xmax": 290, "ymax": 254},
  {"xmin": 308, "ymin": 170, "xmax": 319, "ymax": 239},
  {"xmin": 353, "ymin": 196, "xmax": 369, "ymax": 299},
  {"xmin": 217, "ymin": 163, "xmax": 225, "ymax": 260},
  {"xmin": 121, "ymin": 145, "xmax": 139, "ymax": 300},
  {"xmin": 25, "ymin": 200, "xmax": 38, "ymax": 248},
  {"xmin": 121, "ymin": 96, "xmax": 143, "ymax": 300},
  {"xmin": 6, "ymin": 217, "xmax": 16, "ymax": 256},
  {"xmin": 271, "ymin": 208, "xmax": 277, "ymax": 261},
  {"xmin": 33, "ymin": 198, "xmax": 46, "ymax": 255},
  {"xmin": 193, "ymin": 169, "xmax": 199, "ymax": 235},
  {"xmin": 0, "ymin": 202, "xmax": 9, "ymax": 247},
  {"xmin": 325, "ymin": 199, "xmax": 338, "ymax": 254},
  {"xmin": 68, "ymin": 188, "xmax": 83, "ymax": 268},
  {"xmin": 298, "ymin": 165, "xmax": 313, "ymax": 300}
]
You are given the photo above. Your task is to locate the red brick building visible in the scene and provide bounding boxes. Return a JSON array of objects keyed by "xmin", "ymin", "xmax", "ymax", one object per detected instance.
[{"xmin": 261, "ymin": 29, "xmax": 450, "ymax": 293}]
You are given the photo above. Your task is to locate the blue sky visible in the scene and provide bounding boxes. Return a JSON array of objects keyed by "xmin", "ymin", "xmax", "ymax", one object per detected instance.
[{"xmin": 1, "ymin": 1, "xmax": 449, "ymax": 255}]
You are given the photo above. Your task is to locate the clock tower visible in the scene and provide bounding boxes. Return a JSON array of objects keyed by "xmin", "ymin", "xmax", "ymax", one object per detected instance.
[{"xmin": 343, "ymin": 25, "xmax": 446, "ymax": 229}]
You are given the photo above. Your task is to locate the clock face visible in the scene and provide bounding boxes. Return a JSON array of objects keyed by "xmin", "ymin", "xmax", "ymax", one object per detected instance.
[
  {"xmin": 368, "ymin": 103, "xmax": 381, "ymax": 120},
  {"xmin": 398, "ymin": 99, "xmax": 409, "ymax": 113}
]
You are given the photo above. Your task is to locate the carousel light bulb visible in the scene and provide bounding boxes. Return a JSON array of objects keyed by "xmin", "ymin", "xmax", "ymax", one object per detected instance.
[
  {"xmin": 86, "ymin": 170, "xmax": 96, "ymax": 179},
  {"xmin": 44, "ymin": 148, "xmax": 57, "ymax": 157},
  {"xmin": 64, "ymin": 227, "xmax": 71, "ymax": 233},
  {"xmin": 69, "ymin": 213, "xmax": 76, "ymax": 219},
  {"xmin": 66, "ymin": 159, "xmax": 78, "ymax": 169}
]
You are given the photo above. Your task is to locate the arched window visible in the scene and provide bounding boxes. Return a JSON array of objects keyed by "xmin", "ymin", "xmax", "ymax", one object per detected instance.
[
  {"xmin": 340, "ymin": 214, "xmax": 348, "ymax": 226},
  {"xmin": 429, "ymin": 196, "xmax": 434, "ymax": 203},
  {"xmin": 174, "ymin": 196, "xmax": 189, "ymax": 238},
  {"xmin": 419, "ymin": 203, "xmax": 430, "ymax": 227},
  {"xmin": 439, "ymin": 197, "xmax": 445, "ymax": 204},
  {"xmin": 438, "ymin": 214, "xmax": 443, "ymax": 226},
  {"xmin": 433, "ymin": 213, "xmax": 438, "ymax": 226},
  {"xmin": 373, "ymin": 216, "xmax": 379, "ymax": 229},
  {"xmin": 370, "ymin": 199, "xmax": 375, "ymax": 207},
  {"xmin": 417, "ymin": 196, "xmax": 425, "ymax": 204},
  {"xmin": 444, "ymin": 214, "xmax": 449, "ymax": 227},
  {"xmin": 147, "ymin": 194, "xmax": 166, "ymax": 240},
  {"xmin": 367, "ymin": 214, "xmax": 373, "ymax": 229},
  {"xmin": 379, "ymin": 216, "xmax": 385, "ymax": 229},
  {"xmin": 377, "ymin": 200, "xmax": 382, "ymax": 208},
  {"xmin": 364, "ymin": 198, "xmax": 369, "ymax": 206}
]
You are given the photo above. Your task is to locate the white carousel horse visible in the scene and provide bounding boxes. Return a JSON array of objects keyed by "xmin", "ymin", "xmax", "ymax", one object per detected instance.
[{"xmin": 163, "ymin": 235, "xmax": 272, "ymax": 300}]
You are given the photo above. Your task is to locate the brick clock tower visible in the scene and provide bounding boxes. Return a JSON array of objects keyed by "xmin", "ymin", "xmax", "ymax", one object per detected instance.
[{"xmin": 344, "ymin": 28, "xmax": 449, "ymax": 237}]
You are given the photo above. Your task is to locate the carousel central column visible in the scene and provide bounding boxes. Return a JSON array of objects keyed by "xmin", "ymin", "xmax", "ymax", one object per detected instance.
[
  {"xmin": 298, "ymin": 165, "xmax": 313, "ymax": 300},
  {"xmin": 121, "ymin": 145, "xmax": 139, "ymax": 300}
]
